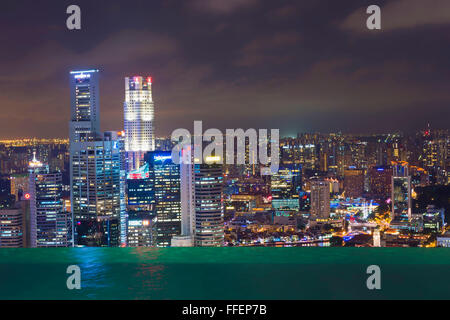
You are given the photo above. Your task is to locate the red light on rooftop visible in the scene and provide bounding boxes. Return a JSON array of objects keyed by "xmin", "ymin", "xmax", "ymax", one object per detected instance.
[{"xmin": 147, "ymin": 77, "xmax": 152, "ymax": 84}]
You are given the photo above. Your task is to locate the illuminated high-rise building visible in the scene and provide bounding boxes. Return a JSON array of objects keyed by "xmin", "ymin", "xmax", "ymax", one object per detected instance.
[
  {"xmin": 193, "ymin": 157, "xmax": 224, "ymax": 247},
  {"xmin": 310, "ymin": 179, "xmax": 330, "ymax": 220},
  {"xmin": 69, "ymin": 69, "xmax": 100, "ymax": 142},
  {"xmin": 71, "ymin": 132, "xmax": 121, "ymax": 247},
  {"xmin": 126, "ymin": 161, "xmax": 154, "ymax": 247},
  {"xmin": 343, "ymin": 168, "xmax": 364, "ymax": 199},
  {"xmin": 173, "ymin": 150, "xmax": 224, "ymax": 247},
  {"xmin": 28, "ymin": 153, "xmax": 70, "ymax": 247},
  {"xmin": 124, "ymin": 76, "xmax": 155, "ymax": 171},
  {"xmin": 0, "ymin": 203, "xmax": 28, "ymax": 248},
  {"xmin": 391, "ymin": 164, "xmax": 412, "ymax": 222},
  {"xmin": 146, "ymin": 151, "xmax": 181, "ymax": 247},
  {"xmin": 270, "ymin": 163, "xmax": 302, "ymax": 211},
  {"xmin": 369, "ymin": 165, "xmax": 392, "ymax": 200},
  {"xmin": 69, "ymin": 70, "xmax": 121, "ymax": 247}
]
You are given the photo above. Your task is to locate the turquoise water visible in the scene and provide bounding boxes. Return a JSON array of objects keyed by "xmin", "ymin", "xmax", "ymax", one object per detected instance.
[{"xmin": 0, "ymin": 248, "xmax": 449, "ymax": 299}]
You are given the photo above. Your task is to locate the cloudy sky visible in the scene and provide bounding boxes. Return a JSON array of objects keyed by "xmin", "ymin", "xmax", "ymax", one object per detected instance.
[{"xmin": 1, "ymin": 0, "xmax": 450, "ymax": 138}]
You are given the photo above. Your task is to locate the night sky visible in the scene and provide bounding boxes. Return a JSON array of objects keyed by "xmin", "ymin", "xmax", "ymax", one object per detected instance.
[{"xmin": 1, "ymin": 0, "xmax": 450, "ymax": 138}]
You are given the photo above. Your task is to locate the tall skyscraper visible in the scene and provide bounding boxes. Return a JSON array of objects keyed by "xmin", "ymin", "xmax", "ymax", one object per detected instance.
[
  {"xmin": 126, "ymin": 161, "xmax": 154, "ymax": 247},
  {"xmin": 194, "ymin": 157, "xmax": 224, "ymax": 247},
  {"xmin": 69, "ymin": 70, "xmax": 100, "ymax": 142},
  {"xmin": 116, "ymin": 131, "xmax": 128, "ymax": 246},
  {"xmin": 310, "ymin": 179, "xmax": 330, "ymax": 220},
  {"xmin": 172, "ymin": 147, "xmax": 195, "ymax": 247},
  {"xmin": 146, "ymin": 151, "xmax": 181, "ymax": 247},
  {"xmin": 71, "ymin": 132, "xmax": 121, "ymax": 246},
  {"xmin": 28, "ymin": 153, "xmax": 70, "ymax": 247},
  {"xmin": 173, "ymin": 150, "xmax": 224, "ymax": 247},
  {"xmin": 391, "ymin": 164, "xmax": 412, "ymax": 222},
  {"xmin": 69, "ymin": 70, "xmax": 121, "ymax": 247},
  {"xmin": 124, "ymin": 76, "xmax": 155, "ymax": 171}
]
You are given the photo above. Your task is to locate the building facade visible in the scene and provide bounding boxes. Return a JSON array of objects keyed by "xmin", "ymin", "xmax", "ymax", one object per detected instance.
[
  {"xmin": 124, "ymin": 76, "xmax": 155, "ymax": 171},
  {"xmin": 310, "ymin": 179, "xmax": 330, "ymax": 220}
]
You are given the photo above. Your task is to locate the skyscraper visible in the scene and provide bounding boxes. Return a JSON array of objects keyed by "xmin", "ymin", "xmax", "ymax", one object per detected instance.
[
  {"xmin": 391, "ymin": 164, "xmax": 412, "ymax": 222},
  {"xmin": 270, "ymin": 163, "xmax": 302, "ymax": 211},
  {"xmin": 369, "ymin": 165, "xmax": 392, "ymax": 200},
  {"xmin": 69, "ymin": 70, "xmax": 121, "ymax": 247},
  {"xmin": 194, "ymin": 157, "xmax": 224, "ymax": 247},
  {"xmin": 124, "ymin": 76, "xmax": 155, "ymax": 171},
  {"xmin": 126, "ymin": 161, "xmax": 154, "ymax": 247},
  {"xmin": 310, "ymin": 179, "xmax": 330, "ymax": 220},
  {"xmin": 0, "ymin": 204, "xmax": 27, "ymax": 248},
  {"xmin": 69, "ymin": 70, "xmax": 100, "ymax": 142},
  {"xmin": 172, "ymin": 147, "xmax": 195, "ymax": 247},
  {"xmin": 146, "ymin": 151, "xmax": 181, "ymax": 247},
  {"xmin": 172, "ymin": 150, "xmax": 224, "ymax": 247},
  {"xmin": 28, "ymin": 154, "xmax": 70, "ymax": 247},
  {"xmin": 71, "ymin": 132, "xmax": 121, "ymax": 246},
  {"xmin": 343, "ymin": 168, "xmax": 364, "ymax": 199}
]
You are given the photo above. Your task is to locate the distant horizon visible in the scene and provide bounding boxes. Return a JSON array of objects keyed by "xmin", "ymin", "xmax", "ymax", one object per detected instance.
[{"xmin": 0, "ymin": 125, "xmax": 448, "ymax": 141}]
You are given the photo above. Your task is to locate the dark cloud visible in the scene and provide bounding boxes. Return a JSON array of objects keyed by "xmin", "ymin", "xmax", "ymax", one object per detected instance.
[
  {"xmin": 0, "ymin": 0, "xmax": 448, "ymax": 138},
  {"xmin": 187, "ymin": 0, "xmax": 260, "ymax": 14}
]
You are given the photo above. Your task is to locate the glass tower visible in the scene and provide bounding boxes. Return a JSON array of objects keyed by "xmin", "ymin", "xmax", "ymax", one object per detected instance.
[
  {"xmin": 69, "ymin": 70, "xmax": 121, "ymax": 246},
  {"xmin": 146, "ymin": 151, "xmax": 181, "ymax": 247},
  {"xmin": 124, "ymin": 76, "xmax": 155, "ymax": 172},
  {"xmin": 28, "ymin": 154, "xmax": 70, "ymax": 247}
]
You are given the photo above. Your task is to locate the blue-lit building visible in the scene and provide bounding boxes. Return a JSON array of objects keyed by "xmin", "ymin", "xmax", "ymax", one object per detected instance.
[{"xmin": 146, "ymin": 151, "xmax": 181, "ymax": 247}]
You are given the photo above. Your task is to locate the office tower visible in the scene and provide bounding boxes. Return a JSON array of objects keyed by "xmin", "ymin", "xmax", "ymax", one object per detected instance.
[
  {"xmin": 0, "ymin": 201, "xmax": 29, "ymax": 248},
  {"xmin": 391, "ymin": 164, "xmax": 412, "ymax": 222},
  {"xmin": 126, "ymin": 161, "xmax": 154, "ymax": 247},
  {"xmin": 146, "ymin": 151, "xmax": 181, "ymax": 247},
  {"xmin": 69, "ymin": 69, "xmax": 100, "ymax": 142},
  {"xmin": 310, "ymin": 179, "xmax": 330, "ymax": 220},
  {"xmin": 369, "ymin": 165, "xmax": 392, "ymax": 200},
  {"xmin": 172, "ymin": 147, "xmax": 195, "ymax": 247},
  {"xmin": 423, "ymin": 205, "xmax": 445, "ymax": 233},
  {"xmin": 124, "ymin": 76, "xmax": 155, "ymax": 171},
  {"xmin": 193, "ymin": 157, "xmax": 224, "ymax": 246},
  {"xmin": 71, "ymin": 132, "xmax": 121, "ymax": 246},
  {"xmin": 0, "ymin": 176, "xmax": 14, "ymax": 209},
  {"xmin": 174, "ymin": 149, "xmax": 224, "ymax": 247},
  {"xmin": 116, "ymin": 131, "xmax": 128, "ymax": 246},
  {"xmin": 69, "ymin": 70, "xmax": 122, "ymax": 247},
  {"xmin": 127, "ymin": 215, "xmax": 156, "ymax": 247},
  {"xmin": 28, "ymin": 153, "xmax": 70, "ymax": 247},
  {"xmin": 10, "ymin": 174, "xmax": 29, "ymax": 201},
  {"xmin": 270, "ymin": 163, "xmax": 302, "ymax": 211},
  {"xmin": 343, "ymin": 168, "xmax": 364, "ymax": 199}
]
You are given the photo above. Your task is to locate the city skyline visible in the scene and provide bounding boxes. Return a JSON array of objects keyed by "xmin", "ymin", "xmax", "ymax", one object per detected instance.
[{"xmin": 1, "ymin": 1, "xmax": 450, "ymax": 138}]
